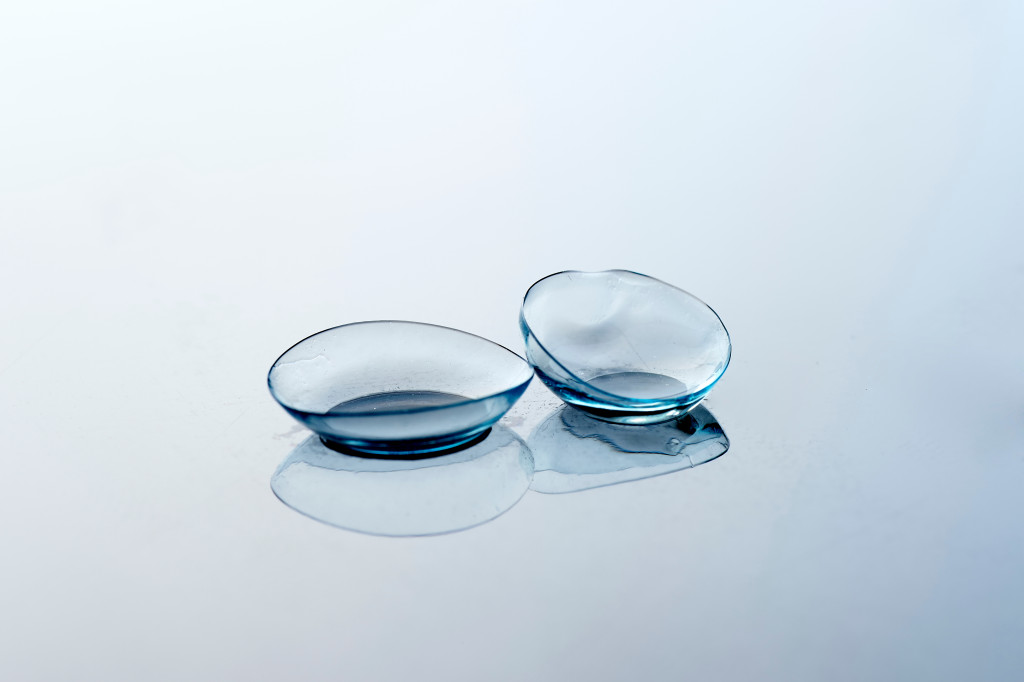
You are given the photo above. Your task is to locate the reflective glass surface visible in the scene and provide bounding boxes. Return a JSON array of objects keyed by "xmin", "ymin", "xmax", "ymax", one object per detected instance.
[{"xmin": 1, "ymin": 2, "xmax": 1022, "ymax": 680}]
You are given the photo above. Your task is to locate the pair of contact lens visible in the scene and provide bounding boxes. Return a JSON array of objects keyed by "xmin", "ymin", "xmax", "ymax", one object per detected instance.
[{"xmin": 268, "ymin": 270, "xmax": 731, "ymax": 455}]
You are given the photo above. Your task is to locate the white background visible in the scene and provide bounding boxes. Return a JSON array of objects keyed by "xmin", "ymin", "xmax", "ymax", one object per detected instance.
[{"xmin": 1, "ymin": 1, "xmax": 1022, "ymax": 680}]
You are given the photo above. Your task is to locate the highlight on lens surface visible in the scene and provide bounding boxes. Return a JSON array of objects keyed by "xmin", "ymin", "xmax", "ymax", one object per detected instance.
[
  {"xmin": 267, "ymin": 321, "xmax": 533, "ymax": 455},
  {"xmin": 520, "ymin": 270, "xmax": 731, "ymax": 424}
]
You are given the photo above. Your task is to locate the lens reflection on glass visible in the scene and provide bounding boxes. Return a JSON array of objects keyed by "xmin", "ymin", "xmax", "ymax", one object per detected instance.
[
  {"xmin": 271, "ymin": 425, "xmax": 533, "ymax": 536},
  {"xmin": 528, "ymin": 404, "xmax": 729, "ymax": 494}
]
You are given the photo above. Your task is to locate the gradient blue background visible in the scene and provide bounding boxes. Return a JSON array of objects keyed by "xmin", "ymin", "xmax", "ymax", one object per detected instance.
[{"xmin": 1, "ymin": 1, "xmax": 1022, "ymax": 680}]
